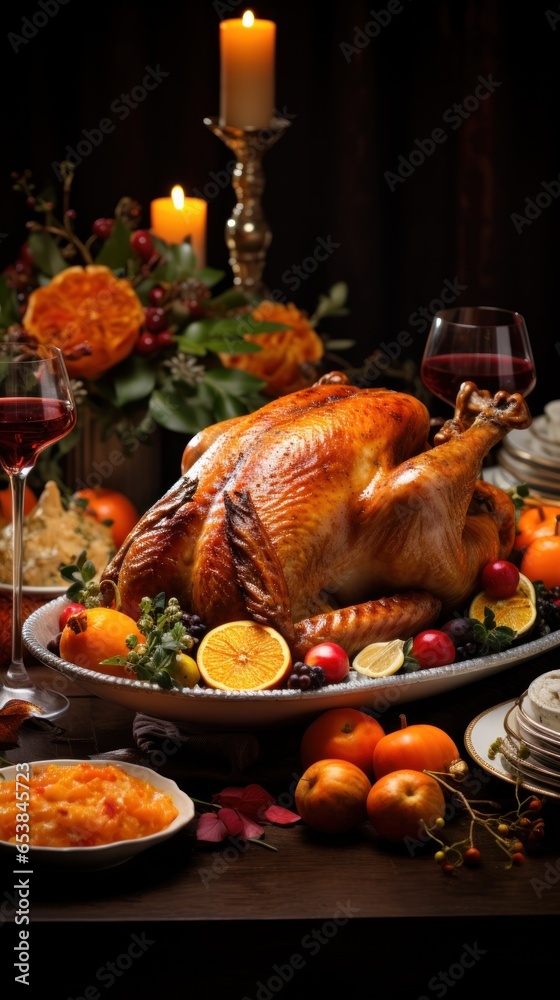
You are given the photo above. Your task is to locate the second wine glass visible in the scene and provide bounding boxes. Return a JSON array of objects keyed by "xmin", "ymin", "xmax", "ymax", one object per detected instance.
[{"xmin": 420, "ymin": 306, "xmax": 537, "ymax": 409}]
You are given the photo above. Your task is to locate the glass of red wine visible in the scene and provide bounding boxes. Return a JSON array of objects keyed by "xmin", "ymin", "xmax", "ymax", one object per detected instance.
[
  {"xmin": 421, "ymin": 306, "xmax": 536, "ymax": 409},
  {"xmin": 0, "ymin": 341, "xmax": 77, "ymax": 718}
]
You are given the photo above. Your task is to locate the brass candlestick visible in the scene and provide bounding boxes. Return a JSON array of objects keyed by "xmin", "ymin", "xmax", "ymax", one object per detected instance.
[{"xmin": 204, "ymin": 116, "xmax": 291, "ymax": 298}]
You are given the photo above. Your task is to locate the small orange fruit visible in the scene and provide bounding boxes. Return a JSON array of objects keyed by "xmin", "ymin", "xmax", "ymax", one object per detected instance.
[
  {"xmin": 0, "ymin": 484, "xmax": 37, "ymax": 521},
  {"xmin": 520, "ymin": 532, "xmax": 560, "ymax": 591},
  {"xmin": 514, "ymin": 505, "xmax": 560, "ymax": 550},
  {"xmin": 59, "ymin": 607, "xmax": 144, "ymax": 678},
  {"xmin": 196, "ymin": 620, "xmax": 292, "ymax": 691},
  {"xmin": 72, "ymin": 487, "xmax": 140, "ymax": 549}
]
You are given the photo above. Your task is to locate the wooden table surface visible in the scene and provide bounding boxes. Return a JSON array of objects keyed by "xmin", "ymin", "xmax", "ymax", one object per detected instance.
[{"xmin": 2, "ymin": 653, "xmax": 559, "ymax": 999}]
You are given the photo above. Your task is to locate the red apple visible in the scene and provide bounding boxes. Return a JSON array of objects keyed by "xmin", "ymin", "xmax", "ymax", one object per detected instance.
[
  {"xmin": 366, "ymin": 768, "xmax": 446, "ymax": 844},
  {"xmin": 303, "ymin": 642, "xmax": 350, "ymax": 684},
  {"xmin": 295, "ymin": 758, "xmax": 372, "ymax": 834}
]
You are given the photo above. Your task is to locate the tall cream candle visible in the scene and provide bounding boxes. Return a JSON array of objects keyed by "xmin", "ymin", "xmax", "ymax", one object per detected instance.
[{"xmin": 219, "ymin": 10, "xmax": 276, "ymax": 128}]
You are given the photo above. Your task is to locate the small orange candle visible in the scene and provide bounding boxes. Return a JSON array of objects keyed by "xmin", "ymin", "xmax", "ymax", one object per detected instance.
[
  {"xmin": 219, "ymin": 10, "xmax": 276, "ymax": 128},
  {"xmin": 150, "ymin": 186, "xmax": 207, "ymax": 267}
]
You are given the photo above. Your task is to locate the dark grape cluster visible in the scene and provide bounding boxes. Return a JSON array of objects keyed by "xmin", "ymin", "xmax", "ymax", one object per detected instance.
[
  {"xmin": 534, "ymin": 585, "xmax": 560, "ymax": 637},
  {"xmin": 286, "ymin": 662, "xmax": 327, "ymax": 690},
  {"xmin": 180, "ymin": 613, "xmax": 207, "ymax": 642},
  {"xmin": 440, "ymin": 617, "xmax": 478, "ymax": 660}
]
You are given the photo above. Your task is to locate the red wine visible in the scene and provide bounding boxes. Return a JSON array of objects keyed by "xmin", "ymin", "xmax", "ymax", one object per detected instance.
[
  {"xmin": 421, "ymin": 352, "xmax": 536, "ymax": 405},
  {"xmin": 0, "ymin": 397, "xmax": 76, "ymax": 475}
]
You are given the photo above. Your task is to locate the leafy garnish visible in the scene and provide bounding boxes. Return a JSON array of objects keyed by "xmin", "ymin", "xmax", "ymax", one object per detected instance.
[
  {"xmin": 59, "ymin": 550, "xmax": 118, "ymax": 607},
  {"xmin": 100, "ymin": 594, "xmax": 195, "ymax": 690},
  {"xmin": 467, "ymin": 607, "xmax": 516, "ymax": 654}
]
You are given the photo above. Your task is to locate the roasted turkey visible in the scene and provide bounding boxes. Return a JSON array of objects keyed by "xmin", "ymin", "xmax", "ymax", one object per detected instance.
[{"xmin": 102, "ymin": 373, "xmax": 531, "ymax": 659}]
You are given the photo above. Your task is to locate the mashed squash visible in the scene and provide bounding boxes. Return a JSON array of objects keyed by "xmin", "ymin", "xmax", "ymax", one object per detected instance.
[
  {"xmin": 0, "ymin": 762, "xmax": 179, "ymax": 847},
  {"xmin": 0, "ymin": 480, "xmax": 115, "ymax": 587}
]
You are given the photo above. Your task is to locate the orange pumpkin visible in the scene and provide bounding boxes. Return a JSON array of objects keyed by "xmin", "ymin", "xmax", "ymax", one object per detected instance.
[
  {"xmin": 23, "ymin": 265, "xmax": 144, "ymax": 380},
  {"xmin": 219, "ymin": 300, "xmax": 325, "ymax": 397}
]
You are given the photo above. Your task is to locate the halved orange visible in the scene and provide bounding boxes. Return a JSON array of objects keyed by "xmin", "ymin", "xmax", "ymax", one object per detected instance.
[
  {"xmin": 196, "ymin": 620, "xmax": 292, "ymax": 691},
  {"xmin": 468, "ymin": 573, "xmax": 537, "ymax": 637}
]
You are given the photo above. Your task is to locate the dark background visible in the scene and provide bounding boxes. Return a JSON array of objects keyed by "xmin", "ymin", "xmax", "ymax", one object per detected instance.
[{"xmin": 1, "ymin": 0, "xmax": 559, "ymax": 422}]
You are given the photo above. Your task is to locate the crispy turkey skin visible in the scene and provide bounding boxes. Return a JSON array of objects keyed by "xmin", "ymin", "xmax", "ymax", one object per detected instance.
[{"xmin": 103, "ymin": 374, "xmax": 531, "ymax": 659}]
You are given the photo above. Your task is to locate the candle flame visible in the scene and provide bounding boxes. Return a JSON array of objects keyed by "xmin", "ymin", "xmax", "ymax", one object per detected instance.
[
  {"xmin": 171, "ymin": 185, "xmax": 185, "ymax": 210},
  {"xmin": 242, "ymin": 10, "xmax": 254, "ymax": 27}
]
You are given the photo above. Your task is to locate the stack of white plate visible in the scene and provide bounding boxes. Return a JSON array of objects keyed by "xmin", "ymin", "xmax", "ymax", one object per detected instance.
[
  {"xmin": 502, "ymin": 692, "xmax": 560, "ymax": 794},
  {"xmin": 494, "ymin": 414, "xmax": 560, "ymax": 499}
]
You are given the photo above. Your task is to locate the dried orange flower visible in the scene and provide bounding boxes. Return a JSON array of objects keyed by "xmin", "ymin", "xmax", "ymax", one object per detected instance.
[
  {"xmin": 219, "ymin": 301, "xmax": 325, "ymax": 397},
  {"xmin": 23, "ymin": 265, "xmax": 144, "ymax": 380}
]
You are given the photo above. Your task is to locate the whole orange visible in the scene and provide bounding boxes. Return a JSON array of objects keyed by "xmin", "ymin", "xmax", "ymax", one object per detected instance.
[
  {"xmin": 372, "ymin": 722, "xmax": 460, "ymax": 780},
  {"xmin": 520, "ymin": 534, "xmax": 560, "ymax": 590},
  {"xmin": 366, "ymin": 769, "xmax": 446, "ymax": 844},
  {"xmin": 514, "ymin": 505, "xmax": 560, "ymax": 550},
  {"xmin": 300, "ymin": 707, "xmax": 385, "ymax": 780},
  {"xmin": 0, "ymin": 484, "xmax": 37, "ymax": 521},
  {"xmin": 72, "ymin": 488, "xmax": 140, "ymax": 549},
  {"xmin": 59, "ymin": 607, "xmax": 144, "ymax": 678},
  {"xmin": 294, "ymin": 758, "xmax": 372, "ymax": 835}
]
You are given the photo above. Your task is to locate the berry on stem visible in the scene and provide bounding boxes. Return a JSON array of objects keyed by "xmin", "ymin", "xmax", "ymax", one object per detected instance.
[{"xmin": 130, "ymin": 229, "xmax": 155, "ymax": 262}]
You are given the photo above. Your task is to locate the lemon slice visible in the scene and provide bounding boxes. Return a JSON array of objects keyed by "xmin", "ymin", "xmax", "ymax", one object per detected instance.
[
  {"xmin": 352, "ymin": 639, "xmax": 405, "ymax": 677},
  {"xmin": 469, "ymin": 573, "xmax": 537, "ymax": 637}
]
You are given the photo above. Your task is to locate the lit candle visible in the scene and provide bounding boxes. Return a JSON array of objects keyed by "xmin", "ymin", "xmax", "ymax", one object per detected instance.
[
  {"xmin": 150, "ymin": 186, "xmax": 207, "ymax": 267},
  {"xmin": 219, "ymin": 10, "xmax": 276, "ymax": 128}
]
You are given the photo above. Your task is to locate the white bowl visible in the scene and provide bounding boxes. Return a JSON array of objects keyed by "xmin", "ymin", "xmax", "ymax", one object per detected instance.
[
  {"xmin": 0, "ymin": 759, "xmax": 195, "ymax": 870},
  {"xmin": 527, "ymin": 671, "xmax": 560, "ymax": 733}
]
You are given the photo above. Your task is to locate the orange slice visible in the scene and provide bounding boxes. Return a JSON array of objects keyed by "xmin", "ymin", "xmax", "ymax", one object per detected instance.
[
  {"xmin": 468, "ymin": 573, "xmax": 537, "ymax": 637},
  {"xmin": 196, "ymin": 620, "xmax": 292, "ymax": 691}
]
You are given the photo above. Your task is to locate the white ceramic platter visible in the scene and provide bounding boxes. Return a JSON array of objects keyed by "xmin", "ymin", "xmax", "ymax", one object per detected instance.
[
  {"xmin": 464, "ymin": 701, "xmax": 560, "ymax": 801},
  {"xmin": 23, "ymin": 597, "xmax": 560, "ymax": 730},
  {"xmin": 0, "ymin": 759, "xmax": 195, "ymax": 870}
]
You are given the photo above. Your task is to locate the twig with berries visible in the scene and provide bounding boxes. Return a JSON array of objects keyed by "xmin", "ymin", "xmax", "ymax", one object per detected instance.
[{"xmin": 420, "ymin": 764, "xmax": 546, "ymax": 873}]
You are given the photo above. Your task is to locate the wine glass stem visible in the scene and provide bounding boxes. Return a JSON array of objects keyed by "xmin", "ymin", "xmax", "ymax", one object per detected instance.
[{"xmin": 8, "ymin": 472, "xmax": 28, "ymax": 683}]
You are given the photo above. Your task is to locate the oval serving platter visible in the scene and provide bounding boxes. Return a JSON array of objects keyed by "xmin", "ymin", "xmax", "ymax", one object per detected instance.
[{"xmin": 23, "ymin": 597, "xmax": 560, "ymax": 730}]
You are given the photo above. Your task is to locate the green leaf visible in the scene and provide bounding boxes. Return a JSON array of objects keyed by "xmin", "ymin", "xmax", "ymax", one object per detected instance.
[
  {"xmin": 27, "ymin": 231, "xmax": 67, "ymax": 277},
  {"xmin": 323, "ymin": 338, "xmax": 355, "ymax": 351},
  {"xmin": 194, "ymin": 267, "xmax": 225, "ymax": 288},
  {"xmin": 0, "ymin": 275, "xmax": 20, "ymax": 327},
  {"xmin": 205, "ymin": 337, "xmax": 262, "ymax": 354},
  {"xmin": 203, "ymin": 366, "xmax": 267, "ymax": 397},
  {"xmin": 328, "ymin": 282, "xmax": 349, "ymax": 308},
  {"xmin": 103, "ymin": 355, "xmax": 157, "ymax": 408},
  {"xmin": 94, "ymin": 218, "xmax": 132, "ymax": 270},
  {"xmin": 206, "ymin": 288, "xmax": 251, "ymax": 311},
  {"xmin": 149, "ymin": 389, "xmax": 213, "ymax": 434}
]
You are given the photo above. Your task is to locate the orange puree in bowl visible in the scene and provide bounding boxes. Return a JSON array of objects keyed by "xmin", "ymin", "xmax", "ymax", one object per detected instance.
[{"xmin": 0, "ymin": 762, "xmax": 179, "ymax": 847}]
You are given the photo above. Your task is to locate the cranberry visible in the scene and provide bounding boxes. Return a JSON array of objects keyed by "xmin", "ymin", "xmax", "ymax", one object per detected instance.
[
  {"xmin": 157, "ymin": 330, "xmax": 175, "ymax": 348},
  {"xmin": 148, "ymin": 286, "xmax": 166, "ymax": 306},
  {"xmin": 130, "ymin": 229, "xmax": 155, "ymax": 262},
  {"xmin": 463, "ymin": 847, "xmax": 481, "ymax": 865},
  {"xmin": 18, "ymin": 243, "xmax": 35, "ymax": 268},
  {"xmin": 135, "ymin": 332, "xmax": 158, "ymax": 355},
  {"xmin": 92, "ymin": 218, "xmax": 114, "ymax": 239},
  {"xmin": 185, "ymin": 299, "xmax": 204, "ymax": 319},
  {"xmin": 144, "ymin": 306, "xmax": 167, "ymax": 333}
]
